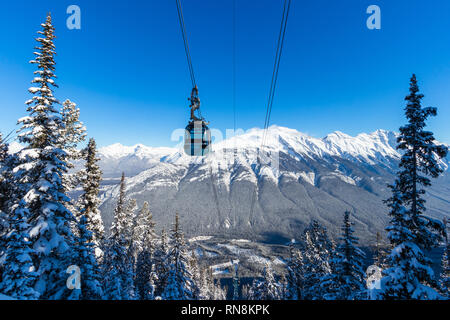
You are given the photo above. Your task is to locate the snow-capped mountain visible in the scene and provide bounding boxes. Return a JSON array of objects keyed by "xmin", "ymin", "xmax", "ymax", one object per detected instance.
[
  {"xmin": 93, "ymin": 126, "xmax": 450, "ymax": 244},
  {"xmin": 98, "ymin": 143, "xmax": 175, "ymax": 178}
]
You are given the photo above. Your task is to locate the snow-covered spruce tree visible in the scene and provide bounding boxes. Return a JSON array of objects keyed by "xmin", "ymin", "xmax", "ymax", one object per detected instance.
[
  {"xmin": 373, "ymin": 231, "xmax": 389, "ymax": 270},
  {"xmin": 134, "ymin": 201, "xmax": 158, "ymax": 300},
  {"xmin": 284, "ymin": 241, "xmax": 304, "ymax": 300},
  {"xmin": 301, "ymin": 220, "xmax": 333, "ymax": 300},
  {"xmin": 78, "ymin": 138, "xmax": 104, "ymax": 246},
  {"xmin": 0, "ymin": 132, "xmax": 7, "ymax": 163},
  {"xmin": 13, "ymin": 13, "xmax": 78, "ymax": 299},
  {"xmin": 188, "ymin": 251, "xmax": 202, "ymax": 299},
  {"xmin": 211, "ymin": 277, "xmax": 226, "ymax": 300},
  {"xmin": 161, "ymin": 213, "xmax": 197, "ymax": 300},
  {"xmin": 69, "ymin": 215, "xmax": 103, "ymax": 300},
  {"xmin": 248, "ymin": 264, "xmax": 282, "ymax": 300},
  {"xmin": 321, "ymin": 211, "xmax": 366, "ymax": 300},
  {"xmin": 135, "ymin": 250, "xmax": 157, "ymax": 300},
  {"xmin": 0, "ymin": 201, "xmax": 39, "ymax": 299},
  {"xmin": 0, "ymin": 132, "xmax": 10, "ymax": 252},
  {"xmin": 0, "ymin": 133, "xmax": 8, "ymax": 208},
  {"xmin": 439, "ymin": 243, "xmax": 449, "ymax": 298},
  {"xmin": 153, "ymin": 228, "xmax": 169, "ymax": 297},
  {"xmin": 131, "ymin": 201, "xmax": 155, "ymax": 257},
  {"xmin": 102, "ymin": 173, "xmax": 135, "ymax": 299},
  {"xmin": 381, "ymin": 74, "xmax": 448, "ymax": 300},
  {"xmin": 201, "ymin": 266, "xmax": 226, "ymax": 300},
  {"xmin": 59, "ymin": 99, "xmax": 86, "ymax": 194},
  {"xmin": 231, "ymin": 262, "xmax": 240, "ymax": 300},
  {"xmin": 197, "ymin": 266, "xmax": 215, "ymax": 300},
  {"xmin": 60, "ymin": 99, "xmax": 86, "ymax": 160},
  {"xmin": 439, "ymin": 220, "xmax": 449, "ymax": 297}
]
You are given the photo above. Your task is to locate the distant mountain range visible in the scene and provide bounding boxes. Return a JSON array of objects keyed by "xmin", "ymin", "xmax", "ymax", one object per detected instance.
[
  {"xmin": 91, "ymin": 126, "xmax": 450, "ymax": 245},
  {"xmin": 10, "ymin": 126, "xmax": 449, "ymax": 244}
]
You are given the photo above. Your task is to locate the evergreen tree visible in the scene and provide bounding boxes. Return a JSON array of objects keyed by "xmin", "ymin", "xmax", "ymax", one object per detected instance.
[
  {"xmin": 321, "ymin": 211, "xmax": 366, "ymax": 300},
  {"xmin": 284, "ymin": 241, "xmax": 303, "ymax": 300},
  {"xmin": 102, "ymin": 173, "xmax": 135, "ymax": 299},
  {"xmin": 188, "ymin": 251, "xmax": 202, "ymax": 299},
  {"xmin": 373, "ymin": 231, "xmax": 389, "ymax": 270},
  {"xmin": 438, "ymin": 219, "xmax": 449, "ymax": 297},
  {"xmin": 0, "ymin": 201, "xmax": 39, "ymax": 299},
  {"xmin": 198, "ymin": 266, "xmax": 219, "ymax": 300},
  {"xmin": 0, "ymin": 132, "xmax": 10, "ymax": 254},
  {"xmin": 0, "ymin": 132, "xmax": 7, "ymax": 164},
  {"xmin": 135, "ymin": 250, "xmax": 157, "ymax": 300},
  {"xmin": 382, "ymin": 75, "xmax": 448, "ymax": 300},
  {"xmin": 69, "ymin": 215, "xmax": 103, "ymax": 300},
  {"xmin": 132, "ymin": 201, "xmax": 155, "ymax": 256},
  {"xmin": 14, "ymin": 13, "xmax": 77, "ymax": 299},
  {"xmin": 110, "ymin": 173, "xmax": 135, "ymax": 247},
  {"xmin": 211, "ymin": 277, "xmax": 227, "ymax": 300},
  {"xmin": 301, "ymin": 220, "xmax": 333, "ymax": 299},
  {"xmin": 161, "ymin": 213, "xmax": 197, "ymax": 300},
  {"xmin": 78, "ymin": 138, "xmax": 104, "ymax": 246},
  {"xmin": 153, "ymin": 228, "xmax": 169, "ymax": 297},
  {"xmin": 248, "ymin": 264, "xmax": 282, "ymax": 300},
  {"xmin": 60, "ymin": 99, "xmax": 86, "ymax": 161},
  {"xmin": 59, "ymin": 99, "xmax": 86, "ymax": 195},
  {"xmin": 134, "ymin": 202, "xmax": 157, "ymax": 300},
  {"xmin": 231, "ymin": 262, "xmax": 240, "ymax": 300}
]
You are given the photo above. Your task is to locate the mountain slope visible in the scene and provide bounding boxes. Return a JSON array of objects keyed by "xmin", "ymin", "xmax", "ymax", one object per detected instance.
[{"xmin": 96, "ymin": 126, "xmax": 450, "ymax": 244}]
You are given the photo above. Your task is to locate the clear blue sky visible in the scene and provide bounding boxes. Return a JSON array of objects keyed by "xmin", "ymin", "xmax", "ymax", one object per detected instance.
[{"xmin": 1, "ymin": 0, "xmax": 449, "ymax": 147}]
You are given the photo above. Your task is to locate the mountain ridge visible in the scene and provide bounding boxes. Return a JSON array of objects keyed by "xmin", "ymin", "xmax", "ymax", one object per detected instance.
[{"xmin": 95, "ymin": 126, "xmax": 449, "ymax": 245}]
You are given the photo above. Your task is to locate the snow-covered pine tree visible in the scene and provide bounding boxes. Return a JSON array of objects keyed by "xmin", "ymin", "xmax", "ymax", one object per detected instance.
[
  {"xmin": 301, "ymin": 220, "xmax": 333, "ymax": 300},
  {"xmin": 0, "ymin": 133, "xmax": 7, "ymax": 209},
  {"xmin": 231, "ymin": 262, "xmax": 240, "ymax": 300},
  {"xmin": 374, "ymin": 231, "xmax": 389, "ymax": 270},
  {"xmin": 284, "ymin": 241, "xmax": 303, "ymax": 300},
  {"xmin": 0, "ymin": 132, "xmax": 10, "ymax": 251},
  {"xmin": 134, "ymin": 201, "xmax": 158, "ymax": 300},
  {"xmin": 0, "ymin": 132, "xmax": 7, "ymax": 162},
  {"xmin": 0, "ymin": 201, "xmax": 39, "ymax": 299},
  {"xmin": 59, "ymin": 99, "xmax": 86, "ymax": 195},
  {"xmin": 153, "ymin": 228, "xmax": 169, "ymax": 297},
  {"xmin": 14, "ymin": 13, "xmax": 78, "ymax": 299},
  {"xmin": 60, "ymin": 99, "xmax": 86, "ymax": 161},
  {"xmin": 201, "ymin": 266, "xmax": 226, "ymax": 300},
  {"xmin": 321, "ymin": 211, "xmax": 366, "ymax": 300},
  {"xmin": 78, "ymin": 138, "xmax": 104, "ymax": 247},
  {"xmin": 161, "ymin": 213, "xmax": 197, "ymax": 300},
  {"xmin": 125, "ymin": 200, "xmax": 137, "ymax": 247},
  {"xmin": 248, "ymin": 264, "xmax": 282, "ymax": 300},
  {"xmin": 131, "ymin": 201, "xmax": 155, "ymax": 257},
  {"xmin": 211, "ymin": 277, "xmax": 226, "ymax": 300},
  {"xmin": 381, "ymin": 74, "xmax": 448, "ymax": 300},
  {"xmin": 135, "ymin": 250, "xmax": 157, "ymax": 300},
  {"xmin": 108, "ymin": 173, "xmax": 135, "ymax": 248},
  {"xmin": 69, "ymin": 215, "xmax": 103, "ymax": 300},
  {"xmin": 102, "ymin": 173, "xmax": 135, "ymax": 299},
  {"xmin": 197, "ymin": 266, "xmax": 215, "ymax": 300},
  {"xmin": 438, "ymin": 219, "xmax": 449, "ymax": 297},
  {"xmin": 188, "ymin": 251, "xmax": 202, "ymax": 299}
]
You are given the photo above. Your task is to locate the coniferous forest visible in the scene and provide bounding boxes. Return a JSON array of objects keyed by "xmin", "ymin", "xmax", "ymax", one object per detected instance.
[{"xmin": 0, "ymin": 10, "xmax": 449, "ymax": 303}]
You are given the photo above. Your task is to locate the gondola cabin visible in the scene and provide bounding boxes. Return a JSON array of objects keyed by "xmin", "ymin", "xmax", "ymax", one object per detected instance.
[{"xmin": 184, "ymin": 120, "xmax": 211, "ymax": 156}]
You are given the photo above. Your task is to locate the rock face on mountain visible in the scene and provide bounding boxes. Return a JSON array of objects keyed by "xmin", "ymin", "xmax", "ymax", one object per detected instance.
[{"xmin": 96, "ymin": 126, "xmax": 450, "ymax": 244}]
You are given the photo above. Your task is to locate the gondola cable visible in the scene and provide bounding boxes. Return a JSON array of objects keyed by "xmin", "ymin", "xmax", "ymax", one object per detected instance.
[
  {"xmin": 2, "ymin": 128, "xmax": 18, "ymax": 144},
  {"xmin": 175, "ymin": 0, "xmax": 223, "ymax": 226},
  {"xmin": 176, "ymin": 0, "xmax": 212, "ymax": 157},
  {"xmin": 249, "ymin": 0, "xmax": 291, "ymax": 226},
  {"xmin": 176, "ymin": 0, "xmax": 196, "ymax": 88},
  {"xmin": 262, "ymin": 0, "xmax": 291, "ymax": 148}
]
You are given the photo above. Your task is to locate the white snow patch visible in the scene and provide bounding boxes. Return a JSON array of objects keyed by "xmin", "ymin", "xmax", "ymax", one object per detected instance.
[{"xmin": 188, "ymin": 236, "xmax": 213, "ymax": 242}]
